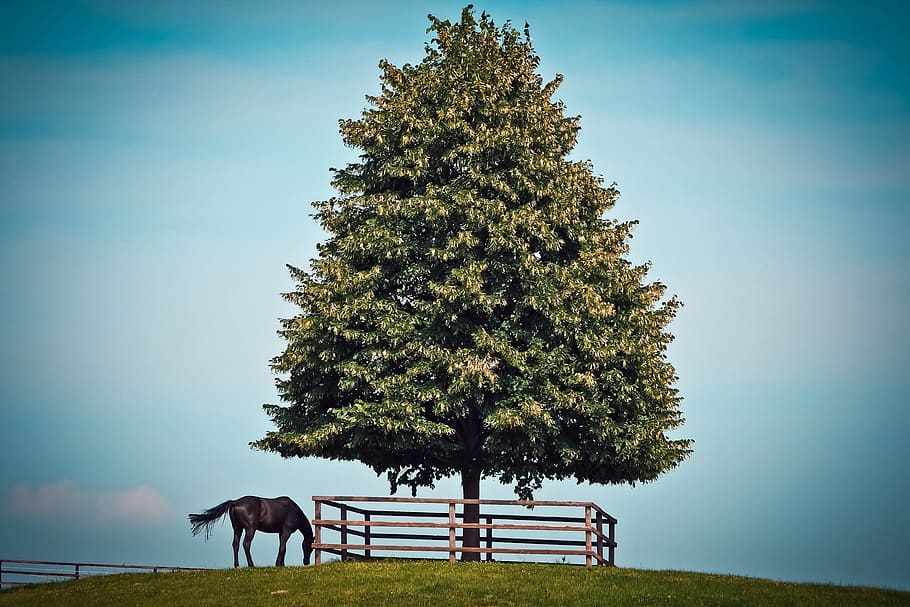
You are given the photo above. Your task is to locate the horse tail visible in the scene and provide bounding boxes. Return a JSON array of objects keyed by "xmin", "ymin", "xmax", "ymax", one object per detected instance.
[{"xmin": 188, "ymin": 500, "xmax": 234, "ymax": 541}]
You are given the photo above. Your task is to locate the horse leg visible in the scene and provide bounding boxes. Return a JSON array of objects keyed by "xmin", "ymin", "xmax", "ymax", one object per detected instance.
[
  {"xmin": 232, "ymin": 522, "xmax": 242, "ymax": 568},
  {"xmin": 276, "ymin": 528, "xmax": 292, "ymax": 567},
  {"xmin": 243, "ymin": 527, "xmax": 256, "ymax": 567}
]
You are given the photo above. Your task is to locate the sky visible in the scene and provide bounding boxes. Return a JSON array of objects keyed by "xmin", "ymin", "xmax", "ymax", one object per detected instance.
[{"xmin": 1, "ymin": 0, "xmax": 908, "ymax": 591}]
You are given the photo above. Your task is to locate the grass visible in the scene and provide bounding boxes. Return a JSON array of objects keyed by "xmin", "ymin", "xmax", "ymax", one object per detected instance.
[{"xmin": 2, "ymin": 561, "xmax": 908, "ymax": 607}]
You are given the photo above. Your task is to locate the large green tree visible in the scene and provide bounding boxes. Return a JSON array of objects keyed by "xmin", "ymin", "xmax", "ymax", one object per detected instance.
[{"xmin": 253, "ymin": 5, "xmax": 691, "ymax": 559}]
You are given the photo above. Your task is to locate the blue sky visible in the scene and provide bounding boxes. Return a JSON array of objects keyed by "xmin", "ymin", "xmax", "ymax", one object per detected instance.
[{"xmin": 1, "ymin": 0, "xmax": 908, "ymax": 591}]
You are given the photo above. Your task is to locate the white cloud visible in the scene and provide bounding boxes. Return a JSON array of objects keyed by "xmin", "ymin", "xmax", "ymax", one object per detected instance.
[
  {"xmin": 6, "ymin": 480, "xmax": 91, "ymax": 518},
  {"xmin": 96, "ymin": 486, "xmax": 173, "ymax": 523},
  {"xmin": 6, "ymin": 481, "xmax": 173, "ymax": 524}
]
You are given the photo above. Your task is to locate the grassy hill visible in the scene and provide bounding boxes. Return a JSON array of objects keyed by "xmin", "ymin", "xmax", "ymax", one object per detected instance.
[{"xmin": 2, "ymin": 561, "xmax": 908, "ymax": 607}]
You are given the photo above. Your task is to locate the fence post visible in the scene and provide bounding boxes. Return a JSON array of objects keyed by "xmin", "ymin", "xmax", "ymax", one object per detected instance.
[
  {"xmin": 585, "ymin": 506, "xmax": 592, "ymax": 567},
  {"xmin": 314, "ymin": 500, "xmax": 322, "ymax": 566},
  {"xmin": 608, "ymin": 518, "xmax": 616, "ymax": 567},
  {"xmin": 596, "ymin": 511, "xmax": 604, "ymax": 566},
  {"xmin": 485, "ymin": 516, "xmax": 493, "ymax": 562},
  {"xmin": 448, "ymin": 501, "xmax": 457, "ymax": 563},
  {"xmin": 364, "ymin": 512, "xmax": 371, "ymax": 559},
  {"xmin": 340, "ymin": 504, "xmax": 349, "ymax": 561},
  {"xmin": 74, "ymin": 564, "xmax": 80, "ymax": 580}
]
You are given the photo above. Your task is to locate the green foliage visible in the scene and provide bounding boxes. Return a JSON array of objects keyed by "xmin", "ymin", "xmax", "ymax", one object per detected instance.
[
  {"xmin": 252, "ymin": 5, "xmax": 692, "ymax": 499},
  {"xmin": 4, "ymin": 563, "xmax": 908, "ymax": 607}
]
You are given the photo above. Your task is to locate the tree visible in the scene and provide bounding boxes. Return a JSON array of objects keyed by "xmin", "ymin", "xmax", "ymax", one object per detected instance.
[{"xmin": 252, "ymin": 5, "xmax": 692, "ymax": 560}]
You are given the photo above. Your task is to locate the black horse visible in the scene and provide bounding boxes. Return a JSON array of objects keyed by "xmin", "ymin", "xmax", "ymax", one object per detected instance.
[{"xmin": 189, "ymin": 496, "xmax": 314, "ymax": 567}]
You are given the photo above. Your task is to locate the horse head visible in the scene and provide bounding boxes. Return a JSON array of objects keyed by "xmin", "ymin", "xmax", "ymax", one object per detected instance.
[{"xmin": 303, "ymin": 534, "xmax": 313, "ymax": 565}]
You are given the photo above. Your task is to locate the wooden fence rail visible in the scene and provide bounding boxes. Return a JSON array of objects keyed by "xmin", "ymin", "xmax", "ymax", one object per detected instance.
[
  {"xmin": 312, "ymin": 496, "xmax": 617, "ymax": 567},
  {"xmin": 0, "ymin": 559, "xmax": 207, "ymax": 588}
]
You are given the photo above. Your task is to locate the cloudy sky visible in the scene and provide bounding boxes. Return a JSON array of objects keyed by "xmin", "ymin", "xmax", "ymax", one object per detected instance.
[{"xmin": 1, "ymin": 0, "xmax": 908, "ymax": 591}]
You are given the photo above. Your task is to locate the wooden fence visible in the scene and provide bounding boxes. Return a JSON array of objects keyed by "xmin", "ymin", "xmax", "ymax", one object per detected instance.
[
  {"xmin": 312, "ymin": 496, "xmax": 616, "ymax": 567},
  {"xmin": 0, "ymin": 559, "xmax": 207, "ymax": 588}
]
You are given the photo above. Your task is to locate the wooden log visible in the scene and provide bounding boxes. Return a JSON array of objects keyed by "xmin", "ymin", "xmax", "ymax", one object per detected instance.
[
  {"xmin": 314, "ymin": 544, "xmax": 597, "ymax": 556},
  {"xmin": 314, "ymin": 519, "xmax": 595, "ymax": 532}
]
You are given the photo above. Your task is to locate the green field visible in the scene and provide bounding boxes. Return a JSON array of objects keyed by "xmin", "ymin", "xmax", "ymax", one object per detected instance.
[{"xmin": 2, "ymin": 561, "xmax": 908, "ymax": 607}]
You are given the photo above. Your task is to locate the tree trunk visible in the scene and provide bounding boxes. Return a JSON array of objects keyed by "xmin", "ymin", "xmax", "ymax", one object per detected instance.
[{"xmin": 460, "ymin": 468, "xmax": 481, "ymax": 561}]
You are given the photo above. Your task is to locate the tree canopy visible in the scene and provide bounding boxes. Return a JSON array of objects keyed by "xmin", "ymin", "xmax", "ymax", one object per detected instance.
[{"xmin": 253, "ymin": 6, "xmax": 691, "ymax": 509}]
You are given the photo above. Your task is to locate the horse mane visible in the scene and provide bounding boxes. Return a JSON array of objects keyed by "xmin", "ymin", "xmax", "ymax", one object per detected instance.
[{"xmin": 301, "ymin": 511, "xmax": 315, "ymax": 543}]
